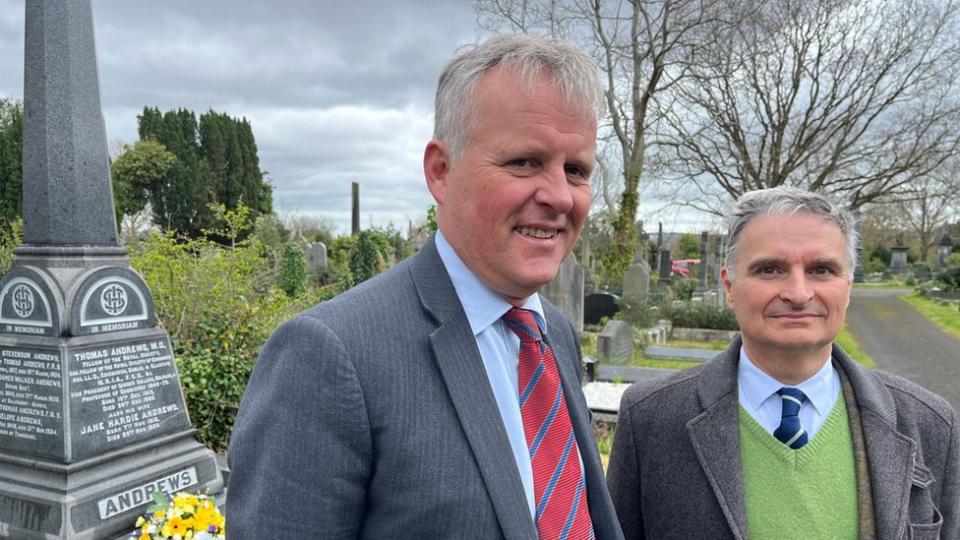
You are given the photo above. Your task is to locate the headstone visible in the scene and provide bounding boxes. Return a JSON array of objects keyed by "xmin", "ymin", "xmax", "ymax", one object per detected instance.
[
  {"xmin": 622, "ymin": 245, "xmax": 651, "ymax": 300},
  {"xmin": 0, "ymin": 4, "xmax": 222, "ymax": 538},
  {"xmin": 697, "ymin": 231, "xmax": 709, "ymax": 291},
  {"xmin": 854, "ymin": 245, "xmax": 865, "ymax": 283},
  {"xmin": 596, "ymin": 320, "xmax": 633, "ymax": 364},
  {"xmin": 351, "ymin": 181, "xmax": 360, "ymax": 235},
  {"xmin": 540, "ymin": 253, "xmax": 584, "ymax": 335},
  {"xmin": 305, "ymin": 242, "xmax": 328, "ymax": 277},
  {"xmin": 622, "ymin": 260, "xmax": 650, "ymax": 300},
  {"xmin": 703, "ymin": 289, "xmax": 720, "ymax": 306},
  {"xmin": 937, "ymin": 234, "xmax": 953, "ymax": 271},
  {"xmin": 658, "ymin": 248, "xmax": 672, "ymax": 286},
  {"xmin": 584, "ymin": 292, "xmax": 619, "ymax": 325},
  {"xmin": 655, "ymin": 223, "xmax": 663, "ymax": 272},
  {"xmin": 890, "ymin": 246, "xmax": 909, "ymax": 274}
]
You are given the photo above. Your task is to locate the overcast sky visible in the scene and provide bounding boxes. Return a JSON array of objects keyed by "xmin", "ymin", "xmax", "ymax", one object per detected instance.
[{"xmin": 0, "ymin": 0, "xmax": 714, "ymax": 236}]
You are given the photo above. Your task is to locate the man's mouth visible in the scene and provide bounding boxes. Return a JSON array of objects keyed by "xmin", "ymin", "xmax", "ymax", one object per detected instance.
[{"xmin": 515, "ymin": 226, "xmax": 559, "ymax": 239}]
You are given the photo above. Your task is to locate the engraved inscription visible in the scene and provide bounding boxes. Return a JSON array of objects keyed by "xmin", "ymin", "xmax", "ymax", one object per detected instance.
[
  {"xmin": 0, "ymin": 348, "xmax": 61, "ymax": 443},
  {"xmin": 97, "ymin": 467, "xmax": 198, "ymax": 519},
  {"xmin": 69, "ymin": 337, "xmax": 185, "ymax": 455}
]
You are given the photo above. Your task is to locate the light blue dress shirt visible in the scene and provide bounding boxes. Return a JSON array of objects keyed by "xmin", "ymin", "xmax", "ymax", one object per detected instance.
[
  {"xmin": 435, "ymin": 231, "xmax": 541, "ymax": 517},
  {"xmin": 737, "ymin": 346, "xmax": 841, "ymax": 441}
]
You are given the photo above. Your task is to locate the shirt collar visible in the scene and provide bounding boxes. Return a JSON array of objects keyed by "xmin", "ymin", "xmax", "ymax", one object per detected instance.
[
  {"xmin": 434, "ymin": 231, "xmax": 546, "ymax": 336},
  {"xmin": 737, "ymin": 346, "xmax": 837, "ymax": 415}
]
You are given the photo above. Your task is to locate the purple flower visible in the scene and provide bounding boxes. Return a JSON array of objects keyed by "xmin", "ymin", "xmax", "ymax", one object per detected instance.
[{"xmin": 208, "ymin": 525, "xmax": 218, "ymax": 533}]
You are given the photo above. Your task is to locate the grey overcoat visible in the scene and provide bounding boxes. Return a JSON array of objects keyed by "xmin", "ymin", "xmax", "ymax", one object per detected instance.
[
  {"xmin": 227, "ymin": 237, "xmax": 623, "ymax": 539},
  {"xmin": 607, "ymin": 337, "xmax": 960, "ymax": 539}
]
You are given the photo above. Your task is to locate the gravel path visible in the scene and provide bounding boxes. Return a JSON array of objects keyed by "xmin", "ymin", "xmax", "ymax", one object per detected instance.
[{"xmin": 845, "ymin": 287, "xmax": 960, "ymax": 411}]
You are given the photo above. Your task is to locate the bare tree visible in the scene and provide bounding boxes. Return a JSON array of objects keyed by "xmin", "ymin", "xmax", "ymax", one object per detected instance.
[
  {"xmin": 664, "ymin": 0, "xmax": 960, "ymax": 213},
  {"xmin": 891, "ymin": 165, "xmax": 960, "ymax": 261},
  {"xmin": 476, "ymin": 0, "xmax": 725, "ymax": 277}
]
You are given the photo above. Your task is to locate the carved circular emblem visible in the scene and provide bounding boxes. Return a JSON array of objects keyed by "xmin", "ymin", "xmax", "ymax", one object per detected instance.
[
  {"xmin": 100, "ymin": 284, "xmax": 128, "ymax": 316},
  {"xmin": 11, "ymin": 284, "xmax": 35, "ymax": 318}
]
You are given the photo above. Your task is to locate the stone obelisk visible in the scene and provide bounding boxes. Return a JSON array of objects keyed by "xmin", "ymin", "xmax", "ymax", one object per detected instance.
[{"xmin": 0, "ymin": 3, "xmax": 222, "ymax": 538}]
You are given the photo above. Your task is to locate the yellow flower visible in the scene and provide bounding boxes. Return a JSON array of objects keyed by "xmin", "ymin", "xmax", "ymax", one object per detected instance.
[
  {"xmin": 161, "ymin": 515, "xmax": 193, "ymax": 538},
  {"xmin": 192, "ymin": 505, "xmax": 216, "ymax": 530},
  {"xmin": 138, "ymin": 534, "xmax": 150, "ymax": 540},
  {"xmin": 153, "ymin": 510, "xmax": 165, "ymax": 519}
]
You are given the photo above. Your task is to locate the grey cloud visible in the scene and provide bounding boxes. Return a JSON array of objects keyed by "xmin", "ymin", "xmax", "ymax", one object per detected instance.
[{"xmin": 0, "ymin": 0, "xmax": 479, "ymax": 233}]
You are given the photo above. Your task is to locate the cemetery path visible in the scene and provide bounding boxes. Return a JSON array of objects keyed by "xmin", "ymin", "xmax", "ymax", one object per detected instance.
[{"xmin": 845, "ymin": 288, "xmax": 960, "ymax": 412}]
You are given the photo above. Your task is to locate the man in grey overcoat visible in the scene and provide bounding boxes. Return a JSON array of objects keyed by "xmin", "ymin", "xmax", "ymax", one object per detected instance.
[
  {"xmin": 227, "ymin": 35, "xmax": 623, "ymax": 539},
  {"xmin": 607, "ymin": 187, "xmax": 959, "ymax": 539}
]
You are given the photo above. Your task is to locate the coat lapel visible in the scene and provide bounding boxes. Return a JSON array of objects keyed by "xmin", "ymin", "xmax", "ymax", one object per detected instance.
[
  {"xmin": 686, "ymin": 341, "xmax": 749, "ymax": 540},
  {"xmin": 832, "ymin": 347, "xmax": 916, "ymax": 540},
  {"xmin": 411, "ymin": 238, "xmax": 537, "ymax": 540}
]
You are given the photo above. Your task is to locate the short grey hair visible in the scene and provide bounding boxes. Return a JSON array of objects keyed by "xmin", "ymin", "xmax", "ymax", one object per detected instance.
[
  {"xmin": 433, "ymin": 34, "xmax": 605, "ymax": 160},
  {"xmin": 724, "ymin": 186, "xmax": 859, "ymax": 279}
]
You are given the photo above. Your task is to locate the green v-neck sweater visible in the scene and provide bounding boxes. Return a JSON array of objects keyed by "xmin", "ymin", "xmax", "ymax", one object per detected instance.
[{"xmin": 738, "ymin": 397, "xmax": 858, "ymax": 539}]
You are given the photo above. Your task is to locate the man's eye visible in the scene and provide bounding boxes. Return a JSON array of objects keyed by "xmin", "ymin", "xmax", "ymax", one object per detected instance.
[
  {"xmin": 507, "ymin": 158, "xmax": 536, "ymax": 169},
  {"xmin": 812, "ymin": 266, "xmax": 835, "ymax": 275},
  {"xmin": 565, "ymin": 164, "xmax": 588, "ymax": 179},
  {"xmin": 760, "ymin": 266, "xmax": 778, "ymax": 274}
]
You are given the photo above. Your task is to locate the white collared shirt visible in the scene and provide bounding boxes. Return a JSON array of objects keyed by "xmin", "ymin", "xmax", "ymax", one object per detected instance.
[
  {"xmin": 737, "ymin": 346, "xmax": 841, "ymax": 440},
  {"xmin": 434, "ymin": 231, "xmax": 543, "ymax": 518}
]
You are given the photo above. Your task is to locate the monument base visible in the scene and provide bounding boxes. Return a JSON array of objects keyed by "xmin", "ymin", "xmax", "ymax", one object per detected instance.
[{"xmin": 0, "ymin": 433, "xmax": 222, "ymax": 539}]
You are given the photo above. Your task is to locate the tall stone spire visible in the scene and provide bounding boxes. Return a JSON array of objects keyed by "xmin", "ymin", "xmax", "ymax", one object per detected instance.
[{"xmin": 22, "ymin": 1, "xmax": 118, "ymax": 246}]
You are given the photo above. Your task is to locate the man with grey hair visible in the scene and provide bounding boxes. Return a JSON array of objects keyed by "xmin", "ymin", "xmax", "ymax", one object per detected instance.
[
  {"xmin": 228, "ymin": 34, "xmax": 623, "ymax": 539},
  {"xmin": 607, "ymin": 186, "xmax": 959, "ymax": 539}
]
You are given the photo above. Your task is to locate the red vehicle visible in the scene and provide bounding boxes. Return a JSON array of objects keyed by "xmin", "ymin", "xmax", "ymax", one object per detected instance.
[{"xmin": 671, "ymin": 259, "xmax": 700, "ymax": 277}]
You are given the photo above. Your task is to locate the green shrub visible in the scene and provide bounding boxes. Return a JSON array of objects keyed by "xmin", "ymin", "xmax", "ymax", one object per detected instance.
[
  {"xmin": 129, "ymin": 226, "xmax": 316, "ymax": 451},
  {"xmin": 278, "ymin": 243, "xmax": 307, "ymax": 297},
  {"xmin": 661, "ymin": 301, "xmax": 740, "ymax": 331},
  {"xmin": 863, "ymin": 256, "xmax": 886, "ymax": 275},
  {"xmin": 934, "ymin": 266, "xmax": 960, "ymax": 292},
  {"xmin": 0, "ymin": 218, "xmax": 21, "ymax": 275},
  {"xmin": 615, "ymin": 297, "xmax": 661, "ymax": 328},
  {"xmin": 670, "ymin": 277, "xmax": 697, "ymax": 301}
]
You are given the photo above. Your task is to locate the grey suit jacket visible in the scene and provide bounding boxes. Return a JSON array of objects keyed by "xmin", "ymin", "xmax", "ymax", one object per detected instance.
[
  {"xmin": 607, "ymin": 337, "xmax": 960, "ymax": 540},
  {"xmin": 227, "ymin": 237, "xmax": 623, "ymax": 539}
]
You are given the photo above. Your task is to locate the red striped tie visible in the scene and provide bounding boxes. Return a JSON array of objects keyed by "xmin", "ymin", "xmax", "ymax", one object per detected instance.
[{"xmin": 503, "ymin": 308, "xmax": 594, "ymax": 540}]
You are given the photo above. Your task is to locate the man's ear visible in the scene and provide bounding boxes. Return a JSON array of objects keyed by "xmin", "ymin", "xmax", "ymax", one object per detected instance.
[
  {"xmin": 720, "ymin": 267, "xmax": 734, "ymax": 308},
  {"xmin": 423, "ymin": 140, "xmax": 450, "ymax": 205}
]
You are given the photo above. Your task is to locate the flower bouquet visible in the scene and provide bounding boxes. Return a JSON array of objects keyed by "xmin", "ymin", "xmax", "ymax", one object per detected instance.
[{"xmin": 131, "ymin": 491, "xmax": 225, "ymax": 540}]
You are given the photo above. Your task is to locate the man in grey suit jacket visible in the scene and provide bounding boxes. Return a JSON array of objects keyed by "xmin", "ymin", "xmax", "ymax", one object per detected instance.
[
  {"xmin": 607, "ymin": 187, "xmax": 959, "ymax": 539},
  {"xmin": 228, "ymin": 35, "xmax": 623, "ymax": 539}
]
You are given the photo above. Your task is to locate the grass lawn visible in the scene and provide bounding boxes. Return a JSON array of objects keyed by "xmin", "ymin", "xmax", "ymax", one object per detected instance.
[
  {"xmin": 664, "ymin": 339, "xmax": 728, "ymax": 351},
  {"xmin": 835, "ymin": 324, "xmax": 875, "ymax": 368},
  {"xmin": 853, "ymin": 282, "xmax": 911, "ymax": 290},
  {"xmin": 899, "ymin": 293, "xmax": 960, "ymax": 341}
]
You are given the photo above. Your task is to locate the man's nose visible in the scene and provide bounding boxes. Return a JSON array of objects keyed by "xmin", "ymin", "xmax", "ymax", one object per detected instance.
[
  {"xmin": 779, "ymin": 271, "xmax": 814, "ymax": 304},
  {"xmin": 533, "ymin": 165, "xmax": 575, "ymax": 213}
]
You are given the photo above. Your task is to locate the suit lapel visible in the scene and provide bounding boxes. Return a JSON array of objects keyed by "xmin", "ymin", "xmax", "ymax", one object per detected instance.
[
  {"xmin": 412, "ymin": 239, "xmax": 537, "ymax": 539},
  {"xmin": 687, "ymin": 341, "xmax": 748, "ymax": 540},
  {"xmin": 833, "ymin": 347, "xmax": 916, "ymax": 540}
]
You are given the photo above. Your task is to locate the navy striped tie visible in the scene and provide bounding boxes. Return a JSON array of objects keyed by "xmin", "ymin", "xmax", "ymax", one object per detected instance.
[{"xmin": 773, "ymin": 387, "xmax": 808, "ymax": 449}]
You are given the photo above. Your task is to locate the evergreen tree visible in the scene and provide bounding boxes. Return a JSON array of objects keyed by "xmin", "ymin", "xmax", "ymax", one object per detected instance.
[
  {"xmin": 136, "ymin": 106, "xmax": 273, "ymax": 239},
  {"xmin": 111, "ymin": 139, "xmax": 177, "ymax": 226},
  {"xmin": 0, "ymin": 99, "xmax": 23, "ymax": 227}
]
